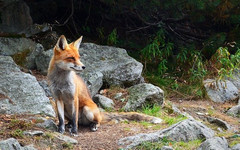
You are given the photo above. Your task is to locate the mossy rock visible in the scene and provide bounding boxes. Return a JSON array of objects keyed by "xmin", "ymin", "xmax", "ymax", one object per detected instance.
[{"xmin": 11, "ymin": 49, "xmax": 31, "ymax": 67}]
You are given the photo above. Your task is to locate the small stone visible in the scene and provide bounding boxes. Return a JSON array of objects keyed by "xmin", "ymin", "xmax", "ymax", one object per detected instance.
[
  {"xmin": 161, "ymin": 146, "xmax": 173, "ymax": 150},
  {"xmin": 53, "ymin": 132, "xmax": 78, "ymax": 144},
  {"xmin": 123, "ymin": 83, "xmax": 164, "ymax": 111},
  {"xmin": 23, "ymin": 130, "xmax": 44, "ymax": 136},
  {"xmin": 114, "ymin": 93, "xmax": 123, "ymax": 100},
  {"xmin": 197, "ymin": 137, "xmax": 229, "ymax": 150},
  {"xmin": 207, "ymin": 116, "xmax": 232, "ymax": 130},
  {"xmin": 196, "ymin": 112, "xmax": 205, "ymax": 116},
  {"xmin": 34, "ymin": 117, "xmax": 57, "ymax": 131},
  {"xmin": 93, "ymin": 94, "xmax": 114, "ymax": 109}
]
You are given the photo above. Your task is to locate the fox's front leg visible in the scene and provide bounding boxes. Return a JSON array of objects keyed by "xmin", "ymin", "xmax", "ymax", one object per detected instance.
[
  {"xmin": 56, "ymin": 100, "xmax": 65, "ymax": 133},
  {"xmin": 70, "ymin": 97, "xmax": 79, "ymax": 134}
]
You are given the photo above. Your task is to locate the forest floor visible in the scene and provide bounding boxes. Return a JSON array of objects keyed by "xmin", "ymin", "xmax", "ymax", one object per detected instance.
[
  {"xmin": 0, "ymin": 99, "xmax": 238, "ymax": 150},
  {"xmin": 0, "ymin": 70, "xmax": 239, "ymax": 150}
]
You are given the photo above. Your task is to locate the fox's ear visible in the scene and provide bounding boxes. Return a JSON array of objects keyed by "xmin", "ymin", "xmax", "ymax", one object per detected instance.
[
  {"xmin": 56, "ymin": 35, "xmax": 68, "ymax": 51},
  {"xmin": 73, "ymin": 36, "xmax": 83, "ymax": 49}
]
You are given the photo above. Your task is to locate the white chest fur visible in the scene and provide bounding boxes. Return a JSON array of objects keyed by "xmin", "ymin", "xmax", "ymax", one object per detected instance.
[{"xmin": 48, "ymin": 67, "xmax": 76, "ymax": 101}]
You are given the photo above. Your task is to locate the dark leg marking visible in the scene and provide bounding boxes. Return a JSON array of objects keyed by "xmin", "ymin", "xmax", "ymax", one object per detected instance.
[
  {"xmin": 71, "ymin": 112, "xmax": 77, "ymax": 134},
  {"xmin": 90, "ymin": 122, "xmax": 98, "ymax": 132},
  {"xmin": 58, "ymin": 114, "xmax": 65, "ymax": 133}
]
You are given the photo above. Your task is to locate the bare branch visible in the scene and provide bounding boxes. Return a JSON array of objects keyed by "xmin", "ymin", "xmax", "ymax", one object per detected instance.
[{"xmin": 52, "ymin": 0, "xmax": 74, "ymax": 27}]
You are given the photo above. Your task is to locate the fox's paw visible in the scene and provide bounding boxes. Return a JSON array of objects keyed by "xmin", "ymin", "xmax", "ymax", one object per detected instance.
[
  {"xmin": 90, "ymin": 123, "xmax": 98, "ymax": 132},
  {"xmin": 71, "ymin": 127, "xmax": 78, "ymax": 134},
  {"xmin": 58, "ymin": 126, "xmax": 65, "ymax": 134},
  {"xmin": 65, "ymin": 122, "xmax": 72, "ymax": 129},
  {"xmin": 70, "ymin": 127, "xmax": 78, "ymax": 136}
]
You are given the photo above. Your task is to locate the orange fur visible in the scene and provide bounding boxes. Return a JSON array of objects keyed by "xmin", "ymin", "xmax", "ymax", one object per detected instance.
[{"xmin": 48, "ymin": 35, "xmax": 102, "ymax": 134}]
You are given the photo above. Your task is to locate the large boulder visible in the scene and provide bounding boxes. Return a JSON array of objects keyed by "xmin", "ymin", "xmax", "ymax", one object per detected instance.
[
  {"xmin": 0, "ymin": 56, "xmax": 55, "ymax": 117},
  {"xmin": 26, "ymin": 43, "xmax": 44, "ymax": 69},
  {"xmin": 0, "ymin": 37, "xmax": 37, "ymax": 56},
  {"xmin": 228, "ymin": 70, "xmax": 240, "ymax": 90},
  {"xmin": 227, "ymin": 105, "xmax": 240, "ymax": 117},
  {"xmin": 0, "ymin": 138, "xmax": 36, "ymax": 150},
  {"xmin": 197, "ymin": 137, "xmax": 230, "ymax": 150},
  {"xmin": 35, "ymin": 49, "xmax": 52, "ymax": 74},
  {"xmin": 123, "ymin": 83, "xmax": 164, "ymax": 111},
  {"xmin": 35, "ymin": 43, "xmax": 143, "ymax": 96},
  {"xmin": 76, "ymin": 71, "xmax": 103, "ymax": 97},
  {"xmin": 118, "ymin": 119, "xmax": 214, "ymax": 149},
  {"xmin": 203, "ymin": 79, "xmax": 239, "ymax": 103},
  {"xmin": 0, "ymin": 0, "xmax": 33, "ymax": 34},
  {"xmin": 232, "ymin": 144, "xmax": 240, "ymax": 150},
  {"xmin": 0, "ymin": 37, "xmax": 44, "ymax": 69},
  {"xmin": 79, "ymin": 43, "xmax": 143, "ymax": 86}
]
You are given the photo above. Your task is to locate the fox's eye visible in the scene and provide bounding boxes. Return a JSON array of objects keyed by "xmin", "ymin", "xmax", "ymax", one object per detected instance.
[{"xmin": 66, "ymin": 57, "xmax": 75, "ymax": 61}]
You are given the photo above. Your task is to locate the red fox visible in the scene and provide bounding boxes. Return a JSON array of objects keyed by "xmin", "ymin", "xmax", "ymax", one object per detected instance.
[{"xmin": 47, "ymin": 35, "xmax": 102, "ymax": 134}]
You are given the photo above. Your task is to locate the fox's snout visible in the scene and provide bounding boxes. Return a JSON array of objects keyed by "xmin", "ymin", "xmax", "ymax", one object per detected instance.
[{"xmin": 70, "ymin": 62, "xmax": 86, "ymax": 72}]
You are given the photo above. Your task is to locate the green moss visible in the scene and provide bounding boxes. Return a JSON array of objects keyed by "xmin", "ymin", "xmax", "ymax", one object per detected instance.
[
  {"xmin": 139, "ymin": 104, "xmax": 187, "ymax": 126},
  {"xmin": 10, "ymin": 129, "xmax": 24, "ymax": 138},
  {"xmin": 62, "ymin": 142, "xmax": 74, "ymax": 149},
  {"xmin": 11, "ymin": 49, "xmax": 31, "ymax": 67},
  {"xmin": 44, "ymin": 132, "xmax": 54, "ymax": 140},
  {"xmin": 137, "ymin": 138, "xmax": 202, "ymax": 150},
  {"xmin": 229, "ymin": 137, "xmax": 240, "ymax": 147}
]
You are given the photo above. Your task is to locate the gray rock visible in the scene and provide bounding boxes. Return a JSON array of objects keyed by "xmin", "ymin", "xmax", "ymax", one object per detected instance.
[
  {"xmin": 207, "ymin": 116, "xmax": 232, "ymax": 130},
  {"xmin": 35, "ymin": 118, "xmax": 57, "ymax": 131},
  {"xmin": 161, "ymin": 146, "xmax": 174, "ymax": 150},
  {"xmin": 0, "ymin": 37, "xmax": 36, "ymax": 56},
  {"xmin": 163, "ymin": 119, "xmax": 214, "ymax": 142},
  {"xmin": 197, "ymin": 137, "xmax": 230, "ymax": 150},
  {"xmin": 93, "ymin": 94, "xmax": 114, "ymax": 109},
  {"xmin": 0, "ymin": 56, "xmax": 55, "ymax": 117},
  {"xmin": 80, "ymin": 71, "xmax": 103, "ymax": 97},
  {"xmin": 26, "ymin": 43, "xmax": 44, "ymax": 69},
  {"xmin": 123, "ymin": 83, "xmax": 164, "ymax": 111},
  {"xmin": 232, "ymin": 144, "xmax": 240, "ymax": 150},
  {"xmin": 227, "ymin": 105, "xmax": 240, "ymax": 117},
  {"xmin": 38, "ymin": 79, "xmax": 52, "ymax": 97},
  {"xmin": 114, "ymin": 93, "xmax": 123, "ymax": 100},
  {"xmin": 228, "ymin": 70, "xmax": 240, "ymax": 90},
  {"xmin": 23, "ymin": 130, "xmax": 44, "ymax": 136},
  {"xmin": 79, "ymin": 43, "xmax": 143, "ymax": 86},
  {"xmin": 53, "ymin": 132, "xmax": 78, "ymax": 144},
  {"xmin": 0, "ymin": 0, "xmax": 33, "ymax": 34},
  {"xmin": 0, "ymin": 138, "xmax": 36, "ymax": 150},
  {"xmin": 35, "ymin": 49, "xmax": 53, "ymax": 75},
  {"xmin": 20, "ymin": 23, "xmax": 51, "ymax": 37},
  {"xmin": 172, "ymin": 104, "xmax": 194, "ymax": 119},
  {"xmin": 105, "ymin": 112, "xmax": 162, "ymax": 124},
  {"xmin": 203, "ymin": 79, "xmax": 239, "ymax": 103},
  {"xmin": 0, "ymin": 37, "xmax": 44, "ymax": 69},
  {"xmin": 118, "ymin": 119, "xmax": 214, "ymax": 149}
]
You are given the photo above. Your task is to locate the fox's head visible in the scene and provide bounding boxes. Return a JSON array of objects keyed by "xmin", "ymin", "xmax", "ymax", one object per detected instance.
[{"xmin": 53, "ymin": 35, "xmax": 85, "ymax": 72}]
